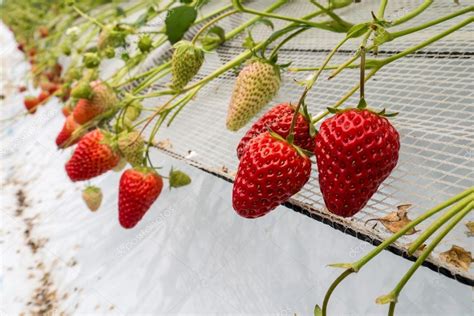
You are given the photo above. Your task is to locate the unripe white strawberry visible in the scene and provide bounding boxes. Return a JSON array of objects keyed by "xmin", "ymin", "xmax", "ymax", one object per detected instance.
[
  {"xmin": 90, "ymin": 80, "xmax": 117, "ymax": 111},
  {"xmin": 226, "ymin": 59, "xmax": 280, "ymax": 131},
  {"xmin": 82, "ymin": 186, "xmax": 103, "ymax": 212},
  {"xmin": 118, "ymin": 131, "xmax": 144, "ymax": 167},
  {"xmin": 171, "ymin": 41, "xmax": 204, "ymax": 90}
]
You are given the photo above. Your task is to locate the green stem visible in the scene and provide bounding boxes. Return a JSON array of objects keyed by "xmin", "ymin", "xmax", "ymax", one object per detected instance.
[
  {"xmin": 108, "ymin": 2, "xmax": 231, "ymax": 85},
  {"xmin": 382, "ymin": 16, "xmax": 474, "ymax": 65},
  {"xmin": 136, "ymin": 8, "xmax": 326, "ymax": 143},
  {"xmin": 391, "ymin": 0, "xmax": 433, "ymax": 26},
  {"xmin": 131, "ymin": 62, "xmax": 172, "ymax": 94},
  {"xmin": 311, "ymin": 67, "xmax": 379, "ymax": 124},
  {"xmin": 320, "ymin": 188, "xmax": 473, "ymax": 316},
  {"xmin": 407, "ymin": 194, "xmax": 473, "ymax": 254},
  {"xmin": 354, "ymin": 187, "xmax": 473, "ymax": 270},
  {"xmin": 391, "ymin": 6, "xmax": 473, "ymax": 38},
  {"xmin": 72, "ymin": 5, "xmax": 105, "ymax": 28},
  {"xmin": 318, "ymin": 17, "xmax": 473, "ymax": 117},
  {"xmin": 385, "ymin": 201, "xmax": 474, "ymax": 316},
  {"xmin": 178, "ymin": 9, "xmax": 326, "ymax": 94},
  {"xmin": 231, "ymin": 0, "xmax": 352, "ymax": 32},
  {"xmin": 309, "ymin": 0, "xmax": 351, "ymax": 28},
  {"xmin": 321, "ymin": 269, "xmax": 354, "ymax": 316},
  {"xmin": 268, "ymin": 26, "xmax": 309, "ymax": 61},
  {"xmin": 357, "ymin": 31, "xmax": 371, "ymax": 106},
  {"xmin": 377, "ymin": 0, "xmax": 389, "ymax": 19},
  {"xmin": 191, "ymin": 9, "xmax": 238, "ymax": 45},
  {"xmin": 114, "ymin": 1, "xmax": 287, "ymax": 92},
  {"xmin": 288, "ymin": 35, "xmax": 349, "ymax": 139},
  {"xmin": 328, "ymin": 5, "xmax": 472, "ymax": 80}
]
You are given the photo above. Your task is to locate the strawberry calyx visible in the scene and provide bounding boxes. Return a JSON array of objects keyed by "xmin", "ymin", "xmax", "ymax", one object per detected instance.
[
  {"xmin": 299, "ymin": 102, "xmax": 318, "ymax": 137},
  {"xmin": 248, "ymin": 57, "xmax": 281, "ymax": 81},
  {"xmin": 327, "ymin": 106, "xmax": 398, "ymax": 118},
  {"xmin": 99, "ymin": 129, "xmax": 120, "ymax": 152},
  {"xmin": 267, "ymin": 128, "xmax": 310, "ymax": 158},
  {"xmin": 133, "ymin": 166, "xmax": 158, "ymax": 176}
]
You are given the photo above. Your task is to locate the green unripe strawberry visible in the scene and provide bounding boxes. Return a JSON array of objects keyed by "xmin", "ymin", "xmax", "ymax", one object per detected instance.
[
  {"xmin": 62, "ymin": 44, "xmax": 72, "ymax": 56},
  {"xmin": 226, "ymin": 59, "xmax": 281, "ymax": 131},
  {"xmin": 124, "ymin": 101, "xmax": 142, "ymax": 123},
  {"xmin": 118, "ymin": 131, "xmax": 144, "ymax": 167},
  {"xmin": 104, "ymin": 47, "xmax": 116, "ymax": 59},
  {"xmin": 82, "ymin": 186, "xmax": 102, "ymax": 212},
  {"xmin": 138, "ymin": 35, "xmax": 152, "ymax": 53},
  {"xmin": 71, "ymin": 81, "xmax": 93, "ymax": 99},
  {"xmin": 97, "ymin": 24, "xmax": 125, "ymax": 50},
  {"xmin": 171, "ymin": 40, "xmax": 204, "ymax": 90},
  {"xmin": 83, "ymin": 52, "xmax": 101, "ymax": 68},
  {"xmin": 169, "ymin": 169, "xmax": 191, "ymax": 189},
  {"xmin": 64, "ymin": 68, "xmax": 81, "ymax": 82}
]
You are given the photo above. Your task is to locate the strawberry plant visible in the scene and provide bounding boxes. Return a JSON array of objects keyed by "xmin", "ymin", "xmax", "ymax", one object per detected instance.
[{"xmin": 2, "ymin": 1, "xmax": 473, "ymax": 311}]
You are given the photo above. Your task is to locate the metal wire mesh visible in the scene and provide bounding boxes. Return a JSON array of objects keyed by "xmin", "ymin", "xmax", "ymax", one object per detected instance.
[{"xmin": 127, "ymin": 0, "xmax": 473, "ymax": 284}]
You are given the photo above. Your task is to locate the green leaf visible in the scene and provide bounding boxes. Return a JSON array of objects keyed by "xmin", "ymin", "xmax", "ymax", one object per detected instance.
[
  {"xmin": 194, "ymin": 0, "xmax": 211, "ymax": 8},
  {"xmin": 180, "ymin": 0, "xmax": 193, "ymax": 3},
  {"xmin": 255, "ymin": 18, "xmax": 274, "ymax": 30},
  {"xmin": 314, "ymin": 305, "xmax": 323, "ymax": 316},
  {"xmin": 260, "ymin": 25, "xmax": 309, "ymax": 54},
  {"xmin": 327, "ymin": 107, "xmax": 339, "ymax": 114},
  {"xmin": 383, "ymin": 111, "xmax": 399, "ymax": 117},
  {"xmin": 134, "ymin": 6, "xmax": 156, "ymax": 27},
  {"xmin": 328, "ymin": 262, "xmax": 354, "ymax": 269},
  {"xmin": 115, "ymin": 7, "xmax": 126, "ymax": 17},
  {"xmin": 346, "ymin": 22, "xmax": 369, "ymax": 39},
  {"xmin": 330, "ymin": 0, "xmax": 352, "ymax": 9},
  {"xmin": 165, "ymin": 6, "xmax": 197, "ymax": 44},
  {"xmin": 207, "ymin": 25, "xmax": 225, "ymax": 42},
  {"xmin": 242, "ymin": 31, "xmax": 256, "ymax": 49},
  {"xmin": 373, "ymin": 26, "xmax": 393, "ymax": 46},
  {"xmin": 375, "ymin": 292, "xmax": 397, "ymax": 305},
  {"xmin": 278, "ymin": 61, "xmax": 292, "ymax": 69}
]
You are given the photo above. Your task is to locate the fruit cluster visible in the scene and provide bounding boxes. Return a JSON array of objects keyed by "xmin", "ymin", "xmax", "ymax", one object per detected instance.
[
  {"xmin": 232, "ymin": 104, "xmax": 400, "ymax": 219},
  {"xmin": 3, "ymin": 0, "xmax": 401, "ymax": 228},
  {"xmin": 3, "ymin": 0, "xmax": 470, "ymax": 231}
]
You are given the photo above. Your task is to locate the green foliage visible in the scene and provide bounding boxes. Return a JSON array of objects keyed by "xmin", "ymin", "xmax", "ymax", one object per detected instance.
[{"xmin": 165, "ymin": 5, "xmax": 197, "ymax": 44}]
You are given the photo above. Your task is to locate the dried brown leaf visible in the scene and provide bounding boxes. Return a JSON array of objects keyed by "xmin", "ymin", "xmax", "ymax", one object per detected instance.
[
  {"xmin": 440, "ymin": 245, "xmax": 472, "ymax": 271},
  {"xmin": 156, "ymin": 139, "xmax": 173, "ymax": 150},
  {"xmin": 367, "ymin": 204, "xmax": 417, "ymax": 235},
  {"xmin": 465, "ymin": 221, "xmax": 474, "ymax": 237}
]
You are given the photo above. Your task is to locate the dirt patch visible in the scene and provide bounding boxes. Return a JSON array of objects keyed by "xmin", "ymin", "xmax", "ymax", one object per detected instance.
[{"xmin": 13, "ymin": 185, "xmax": 65, "ymax": 315}]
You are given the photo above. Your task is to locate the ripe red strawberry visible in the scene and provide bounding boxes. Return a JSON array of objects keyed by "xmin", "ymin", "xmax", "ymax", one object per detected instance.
[
  {"xmin": 38, "ymin": 26, "xmax": 49, "ymax": 38},
  {"xmin": 237, "ymin": 103, "xmax": 315, "ymax": 159},
  {"xmin": 56, "ymin": 115, "xmax": 83, "ymax": 148},
  {"xmin": 232, "ymin": 132, "xmax": 311, "ymax": 218},
  {"xmin": 38, "ymin": 90, "xmax": 50, "ymax": 103},
  {"xmin": 118, "ymin": 168, "xmax": 163, "ymax": 229},
  {"xmin": 24, "ymin": 96, "xmax": 39, "ymax": 114},
  {"xmin": 314, "ymin": 109, "xmax": 400, "ymax": 217},
  {"xmin": 40, "ymin": 81, "xmax": 59, "ymax": 94},
  {"xmin": 65, "ymin": 129, "xmax": 120, "ymax": 181},
  {"xmin": 72, "ymin": 81, "xmax": 117, "ymax": 124},
  {"xmin": 61, "ymin": 103, "xmax": 73, "ymax": 117},
  {"xmin": 73, "ymin": 99, "xmax": 99, "ymax": 124}
]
